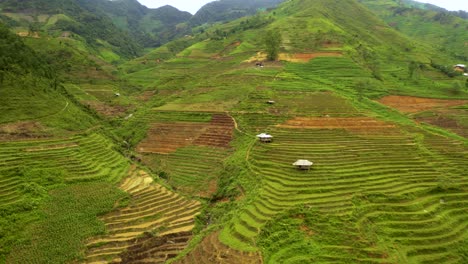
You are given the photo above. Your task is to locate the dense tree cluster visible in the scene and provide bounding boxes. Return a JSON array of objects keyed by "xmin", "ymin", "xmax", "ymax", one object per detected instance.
[
  {"xmin": 191, "ymin": 0, "xmax": 283, "ymax": 25},
  {"xmin": 0, "ymin": 23, "xmax": 54, "ymax": 83}
]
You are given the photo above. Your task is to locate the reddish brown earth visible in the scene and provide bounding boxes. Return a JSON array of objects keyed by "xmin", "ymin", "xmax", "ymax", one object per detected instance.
[
  {"xmin": 84, "ymin": 101, "xmax": 129, "ymax": 117},
  {"xmin": 0, "ymin": 121, "xmax": 50, "ymax": 141},
  {"xmin": 137, "ymin": 114, "xmax": 235, "ymax": 154},
  {"xmin": 416, "ymin": 111, "xmax": 468, "ymax": 138},
  {"xmin": 137, "ymin": 122, "xmax": 207, "ymax": 154},
  {"xmin": 174, "ymin": 231, "xmax": 262, "ymax": 264},
  {"xmin": 290, "ymin": 52, "xmax": 343, "ymax": 62},
  {"xmin": 137, "ymin": 91, "xmax": 157, "ymax": 102},
  {"xmin": 278, "ymin": 117, "xmax": 397, "ymax": 134},
  {"xmin": 116, "ymin": 231, "xmax": 194, "ymax": 264},
  {"xmin": 247, "ymin": 52, "xmax": 342, "ymax": 63},
  {"xmin": 193, "ymin": 114, "xmax": 234, "ymax": 148},
  {"xmin": 378, "ymin": 95, "xmax": 468, "ymax": 113}
]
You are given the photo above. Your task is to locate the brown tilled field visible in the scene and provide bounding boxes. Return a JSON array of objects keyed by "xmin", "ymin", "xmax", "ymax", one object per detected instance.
[
  {"xmin": 193, "ymin": 114, "xmax": 234, "ymax": 148},
  {"xmin": 137, "ymin": 122, "xmax": 208, "ymax": 154},
  {"xmin": 84, "ymin": 101, "xmax": 129, "ymax": 117},
  {"xmin": 246, "ymin": 52, "xmax": 342, "ymax": 63},
  {"xmin": 416, "ymin": 110, "xmax": 468, "ymax": 138},
  {"xmin": 174, "ymin": 231, "xmax": 262, "ymax": 264},
  {"xmin": 288, "ymin": 52, "xmax": 343, "ymax": 62},
  {"xmin": 0, "ymin": 121, "xmax": 50, "ymax": 141},
  {"xmin": 277, "ymin": 117, "xmax": 397, "ymax": 133},
  {"xmin": 378, "ymin": 95, "xmax": 468, "ymax": 113},
  {"xmin": 137, "ymin": 114, "xmax": 234, "ymax": 154}
]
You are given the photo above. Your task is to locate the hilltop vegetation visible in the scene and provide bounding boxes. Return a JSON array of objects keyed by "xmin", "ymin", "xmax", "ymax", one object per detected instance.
[
  {"xmin": 0, "ymin": 0, "xmax": 467, "ymax": 263},
  {"xmin": 360, "ymin": 0, "xmax": 468, "ymax": 60},
  {"xmin": 191, "ymin": 0, "xmax": 284, "ymax": 25}
]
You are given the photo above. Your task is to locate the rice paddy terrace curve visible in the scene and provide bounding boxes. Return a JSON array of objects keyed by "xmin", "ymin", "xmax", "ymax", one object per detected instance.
[
  {"xmin": 174, "ymin": 231, "xmax": 262, "ymax": 264},
  {"xmin": 136, "ymin": 111, "xmax": 235, "ymax": 197},
  {"xmin": 209, "ymin": 77, "xmax": 468, "ymax": 263},
  {"xmin": 137, "ymin": 112, "xmax": 234, "ymax": 154},
  {"xmin": 84, "ymin": 168, "xmax": 201, "ymax": 263},
  {"xmin": 378, "ymin": 95, "xmax": 468, "ymax": 138},
  {"xmin": 0, "ymin": 133, "xmax": 129, "ymax": 205}
]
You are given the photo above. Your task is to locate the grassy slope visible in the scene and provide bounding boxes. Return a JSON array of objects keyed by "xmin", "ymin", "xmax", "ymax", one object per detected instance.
[
  {"xmin": 359, "ymin": 0, "xmax": 468, "ymax": 60},
  {"xmin": 0, "ymin": 24, "xmax": 132, "ymax": 263}
]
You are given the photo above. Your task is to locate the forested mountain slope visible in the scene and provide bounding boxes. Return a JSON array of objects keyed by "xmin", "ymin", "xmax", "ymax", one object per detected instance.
[
  {"xmin": 360, "ymin": 0, "xmax": 468, "ymax": 60},
  {"xmin": 191, "ymin": 0, "xmax": 284, "ymax": 25}
]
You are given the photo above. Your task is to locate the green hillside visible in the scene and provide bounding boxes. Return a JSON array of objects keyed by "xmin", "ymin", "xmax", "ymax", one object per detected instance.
[
  {"xmin": 0, "ymin": 0, "xmax": 467, "ymax": 263},
  {"xmin": 360, "ymin": 0, "xmax": 468, "ymax": 60},
  {"xmin": 191, "ymin": 0, "xmax": 284, "ymax": 25}
]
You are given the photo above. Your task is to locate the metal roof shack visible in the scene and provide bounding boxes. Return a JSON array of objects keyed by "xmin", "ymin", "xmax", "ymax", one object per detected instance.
[
  {"xmin": 293, "ymin": 159, "xmax": 313, "ymax": 170},
  {"xmin": 454, "ymin": 64, "xmax": 466, "ymax": 72},
  {"xmin": 256, "ymin": 133, "xmax": 273, "ymax": 142}
]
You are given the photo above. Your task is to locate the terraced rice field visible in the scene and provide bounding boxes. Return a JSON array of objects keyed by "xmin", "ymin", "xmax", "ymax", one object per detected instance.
[
  {"xmin": 174, "ymin": 231, "xmax": 261, "ymax": 264},
  {"xmin": 277, "ymin": 116, "xmax": 398, "ymax": 134},
  {"xmin": 220, "ymin": 114, "xmax": 467, "ymax": 262},
  {"xmin": 137, "ymin": 112, "xmax": 234, "ymax": 153},
  {"xmin": 378, "ymin": 95, "xmax": 468, "ymax": 113},
  {"xmin": 137, "ymin": 112, "xmax": 234, "ymax": 196},
  {"xmin": 378, "ymin": 96, "xmax": 468, "ymax": 138},
  {"xmin": 246, "ymin": 52, "xmax": 342, "ymax": 63},
  {"xmin": 85, "ymin": 169, "xmax": 201, "ymax": 263},
  {"xmin": 0, "ymin": 133, "xmax": 129, "ymax": 206},
  {"xmin": 156, "ymin": 146, "xmax": 231, "ymax": 196}
]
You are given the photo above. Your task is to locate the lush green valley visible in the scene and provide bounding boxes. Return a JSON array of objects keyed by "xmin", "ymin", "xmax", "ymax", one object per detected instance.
[{"xmin": 0, "ymin": 0, "xmax": 467, "ymax": 263}]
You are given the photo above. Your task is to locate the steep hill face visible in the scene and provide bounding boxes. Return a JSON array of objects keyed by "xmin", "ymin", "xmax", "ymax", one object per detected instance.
[
  {"xmin": 0, "ymin": 22, "xmax": 96, "ymax": 133},
  {"xmin": 0, "ymin": 0, "xmax": 193, "ymax": 56},
  {"xmin": 0, "ymin": 0, "xmax": 141, "ymax": 58},
  {"xmin": 191, "ymin": 0, "xmax": 284, "ymax": 25},
  {"xmin": 76, "ymin": 0, "xmax": 193, "ymax": 47},
  {"xmin": 360, "ymin": 0, "xmax": 468, "ymax": 60}
]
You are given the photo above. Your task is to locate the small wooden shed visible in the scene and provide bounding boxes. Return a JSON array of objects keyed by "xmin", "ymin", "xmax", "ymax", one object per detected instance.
[
  {"xmin": 293, "ymin": 159, "xmax": 313, "ymax": 170},
  {"xmin": 257, "ymin": 133, "xmax": 273, "ymax": 143}
]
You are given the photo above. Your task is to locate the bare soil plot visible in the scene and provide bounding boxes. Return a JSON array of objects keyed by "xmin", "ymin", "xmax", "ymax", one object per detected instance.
[
  {"xmin": 378, "ymin": 95, "xmax": 468, "ymax": 113},
  {"xmin": 284, "ymin": 52, "xmax": 343, "ymax": 62},
  {"xmin": 193, "ymin": 114, "xmax": 234, "ymax": 148},
  {"xmin": 0, "ymin": 121, "xmax": 50, "ymax": 141},
  {"xmin": 136, "ymin": 90, "xmax": 157, "ymax": 102},
  {"xmin": 277, "ymin": 117, "xmax": 398, "ymax": 134},
  {"xmin": 137, "ymin": 122, "xmax": 208, "ymax": 154},
  {"xmin": 174, "ymin": 231, "xmax": 262, "ymax": 264},
  {"xmin": 137, "ymin": 114, "xmax": 234, "ymax": 154},
  {"xmin": 415, "ymin": 109, "xmax": 468, "ymax": 138},
  {"xmin": 246, "ymin": 51, "xmax": 342, "ymax": 63},
  {"xmin": 84, "ymin": 101, "xmax": 129, "ymax": 117},
  {"xmin": 118, "ymin": 231, "xmax": 194, "ymax": 263}
]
